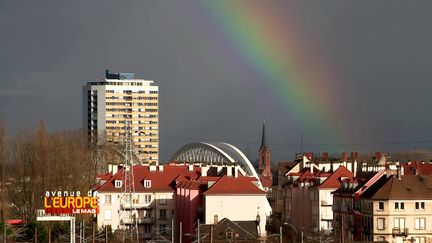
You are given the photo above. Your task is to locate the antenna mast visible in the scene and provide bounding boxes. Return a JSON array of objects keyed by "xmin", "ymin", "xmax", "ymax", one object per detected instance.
[{"xmin": 119, "ymin": 122, "xmax": 139, "ymax": 242}]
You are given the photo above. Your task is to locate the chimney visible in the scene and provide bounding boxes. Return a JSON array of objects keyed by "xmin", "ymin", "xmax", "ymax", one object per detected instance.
[
  {"xmin": 158, "ymin": 165, "xmax": 164, "ymax": 172},
  {"xmin": 108, "ymin": 164, "xmax": 113, "ymax": 173},
  {"xmin": 302, "ymin": 156, "xmax": 307, "ymax": 169},
  {"xmin": 188, "ymin": 164, "xmax": 194, "ymax": 172},
  {"xmin": 397, "ymin": 165, "xmax": 402, "ymax": 180},
  {"xmin": 112, "ymin": 165, "xmax": 118, "ymax": 175},
  {"xmin": 227, "ymin": 165, "xmax": 232, "ymax": 177},
  {"xmin": 400, "ymin": 165, "xmax": 404, "ymax": 176},
  {"xmin": 375, "ymin": 152, "xmax": 381, "ymax": 161},
  {"xmin": 322, "ymin": 152, "xmax": 329, "ymax": 161},
  {"xmin": 342, "ymin": 152, "xmax": 348, "ymax": 162},
  {"xmin": 350, "ymin": 152, "xmax": 358, "ymax": 160},
  {"xmin": 353, "ymin": 160, "xmax": 358, "ymax": 177},
  {"xmin": 202, "ymin": 165, "xmax": 208, "ymax": 177},
  {"xmin": 347, "ymin": 161, "xmax": 352, "ymax": 173},
  {"xmin": 234, "ymin": 165, "xmax": 239, "ymax": 178},
  {"xmin": 305, "ymin": 152, "xmax": 314, "ymax": 161}
]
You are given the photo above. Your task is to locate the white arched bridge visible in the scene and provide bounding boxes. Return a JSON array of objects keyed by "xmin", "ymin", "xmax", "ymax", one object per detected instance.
[{"xmin": 170, "ymin": 142, "xmax": 260, "ymax": 179}]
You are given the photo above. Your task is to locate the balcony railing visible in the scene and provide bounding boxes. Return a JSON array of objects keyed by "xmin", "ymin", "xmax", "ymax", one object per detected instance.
[
  {"xmin": 120, "ymin": 202, "xmax": 152, "ymax": 209},
  {"xmin": 140, "ymin": 217, "xmax": 153, "ymax": 224},
  {"xmin": 392, "ymin": 228, "xmax": 409, "ymax": 237},
  {"xmin": 121, "ymin": 217, "xmax": 153, "ymax": 225}
]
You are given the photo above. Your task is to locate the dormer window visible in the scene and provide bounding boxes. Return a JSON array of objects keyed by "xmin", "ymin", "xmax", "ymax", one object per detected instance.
[
  {"xmin": 144, "ymin": 180, "xmax": 151, "ymax": 188},
  {"xmin": 115, "ymin": 180, "xmax": 122, "ymax": 188}
]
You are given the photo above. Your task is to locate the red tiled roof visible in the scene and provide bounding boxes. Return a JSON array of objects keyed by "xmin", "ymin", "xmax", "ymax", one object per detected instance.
[
  {"xmin": 203, "ymin": 176, "xmax": 266, "ymax": 195},
  {"xmin": 197, "ymin": 176, "xmax": 222, "ymax": 182},
  {"xmin": 403, "ymin": 162, "xmax": 432, "ymax": 176},
  {"xmin": 293, "ymin": 170, "xmax": 331, "ymax": 184},
  {"xmin": 94, "ymin": 165, "xmax": 201, "ymax": 193},
  {"xmin": 318, "ymin": 166, "xmax": 353, "ymax": 189},
  {"xmin": 96, "ymin": 172, "xmax": 112, "ymax": 180}
]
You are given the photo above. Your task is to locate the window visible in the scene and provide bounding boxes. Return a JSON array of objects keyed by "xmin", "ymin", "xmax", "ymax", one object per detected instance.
[
  {"xmin": 415, "ymin": 202, "xmax": 425, "ymax": 210},
  {"xmin": 144, "ymin": 210, "xmax": 152, "ymax": 218},
  {"xmin": 145, "ymin": 194, "xmax": 152, "ymax": 203},
  {"xmin": 144, "ymin": 180, "xmax": 151, "ymax": 188},
  {"xmin": 105, "ymin": 195, "xmax": 112, "ymax": 205},
  {"xmin": 133, "ymin": 195, "xmax": 139, "ymax": 204},
  {"xmin": 378, "ymin": 202, "xmax": 384, "ymax": 210},
  {"xmin": 159, "ymin": 209, "xmax": 167, "ymax": 219},
  {"xmin": 377, "ymin": 218, "xmax": 385, "ymax": 230},
  {"xmin": 394, "ymin": 218, "xmax": 405, "ymax": 229},
  {"xmin": 115, "ymin": 180, "xmax": 122, "ymax": 188},
  {"xmin": 415, "ymin": 218, "xmax": 426, "ymax": 230},
  {"xmin": 395, "ymin": 202, "xmax": 404, "ymax": 210},
  {"xmin": 415, "ymin": 237, "xmax": 426, "ymax": 243},
  {"xmin": 160, "ymin": 195, "xmax": 167, "ymax": 205},
  {"xmin": 144, "ymin": 225, "xmax": 152, "ymax": 234}
]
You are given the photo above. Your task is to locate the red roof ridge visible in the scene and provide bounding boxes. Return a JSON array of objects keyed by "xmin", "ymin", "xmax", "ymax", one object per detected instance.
[{"xmin": 203, "ymin": 175, "xmax": 266, "ymax": 195}]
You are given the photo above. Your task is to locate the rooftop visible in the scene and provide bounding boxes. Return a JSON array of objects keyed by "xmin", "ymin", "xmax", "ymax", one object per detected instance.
[
  {"xmin": 371, "ymin": 175, "xmax": 432, "ymax": 200},
  {"xmin": 203, "ymin": 176, "xmax": 266, "ymax": 195},
  {"xmin": 92, "ymin": 165, "xmax": 201, "ymax": 193}
]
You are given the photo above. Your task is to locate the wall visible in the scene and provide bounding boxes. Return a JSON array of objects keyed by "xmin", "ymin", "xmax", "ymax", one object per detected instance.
[{"xmin": 204, "ymin": 195, "xmax": 267, "ymax": 236}]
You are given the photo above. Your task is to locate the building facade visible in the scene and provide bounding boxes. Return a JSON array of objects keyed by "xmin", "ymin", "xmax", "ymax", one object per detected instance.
[
  {"xmin": 362, "ymin": 174, "xmax": 432, "ymax": 243},
  {"xmin": 175, "ymin": 166, "xmax": 270, "ymax": 243},
  {"xmin": 83, "ymin": 70, "xmax": 159, "ymax": 164},
  {"xmin": 92, "ymin": 164, "xmax": 201, "ymax": 240}
]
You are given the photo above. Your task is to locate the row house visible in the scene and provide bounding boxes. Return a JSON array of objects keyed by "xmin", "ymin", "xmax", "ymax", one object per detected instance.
[
  {"xmin": 281, "ymin": 152, "xmax": 358, "ymax": 237},
  {"xmin": 332, "ymin": 168, "xmax": 387, "ymax": 242},
  {"xmin": 93, "ymin": 163, "xmax": 271, "ymax": 243},
  {"xmin": 332, "ymin": 161, "xmax": 432, "ymax": 243}
]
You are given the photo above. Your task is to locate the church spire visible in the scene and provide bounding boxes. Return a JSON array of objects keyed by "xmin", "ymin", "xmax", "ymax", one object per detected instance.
[
  {"xmin": 258, "ymin": 121, "xmax": 272, "ymax": 180},
  {"xmin": 260, "ymin": 121, "xmax": 267, "ymax": 150}
]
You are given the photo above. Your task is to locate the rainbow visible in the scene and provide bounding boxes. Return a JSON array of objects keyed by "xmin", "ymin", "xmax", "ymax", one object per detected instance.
[{"xmin": 185, "ymin": 1, "xmax": 348, "ymax": 143}]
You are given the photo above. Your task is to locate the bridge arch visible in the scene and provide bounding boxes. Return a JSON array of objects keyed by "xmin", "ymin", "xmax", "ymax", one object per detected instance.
[{"xmin": 171, "ymin": 142, "xmax": 259, "ymax": 179}]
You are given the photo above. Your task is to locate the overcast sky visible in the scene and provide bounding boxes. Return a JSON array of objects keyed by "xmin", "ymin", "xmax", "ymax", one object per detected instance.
[{"xmin": 1, "ymin": 1, "xmax": 432, "ymax": 162}]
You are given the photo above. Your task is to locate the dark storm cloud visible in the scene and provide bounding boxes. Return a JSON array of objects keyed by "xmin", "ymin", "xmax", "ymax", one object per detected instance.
[{"xmin": 1, "ymin": 0, "xmax": 432, "ymax": 162}]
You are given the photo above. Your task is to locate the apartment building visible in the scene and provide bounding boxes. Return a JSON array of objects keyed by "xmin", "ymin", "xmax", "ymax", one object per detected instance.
[
  {"xmin": 92, "ymin": 164, "xmax": 201, "ymax": 240},
  {"xmin": 175, "ymin": 167, "xmax": 269, "ymax": 243},
  {"xmin": 311, "ymin": 166, "xmax": 353, "ymax": 235},
  {"xmin": 361, "ymin": 174, "xmax": 432, "ymax": 243},
  {"xmin": 332, "ymin": 169, "xmax": 387, "ymax": 242},
  {"xmin": 83, "ymin": 70, "xmax": 159, "ymax": 164},
  {"xmin": 278, "ymin": 153, "xmax": 361, "ymax": 239}
]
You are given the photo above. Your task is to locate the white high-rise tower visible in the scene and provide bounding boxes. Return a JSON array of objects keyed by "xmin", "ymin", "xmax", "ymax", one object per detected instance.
[{"xmin": 83, "ymin": 70, "xmax": 159, "ymax": 164}]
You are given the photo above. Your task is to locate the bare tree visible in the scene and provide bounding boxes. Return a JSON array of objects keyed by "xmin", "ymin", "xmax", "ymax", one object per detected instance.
[{"xmin": 0, "ymin": 117, "xmax": 8, "ymax": 222}]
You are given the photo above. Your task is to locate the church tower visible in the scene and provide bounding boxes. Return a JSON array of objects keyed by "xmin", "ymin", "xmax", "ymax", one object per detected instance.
[{"xmin": 258, "ymin": 121, "xmax": 272, "ymax": 177}]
